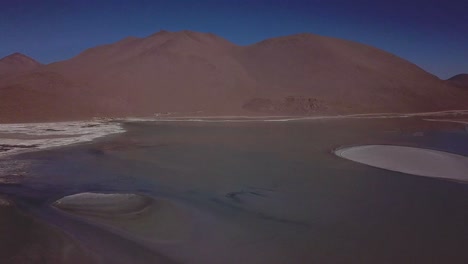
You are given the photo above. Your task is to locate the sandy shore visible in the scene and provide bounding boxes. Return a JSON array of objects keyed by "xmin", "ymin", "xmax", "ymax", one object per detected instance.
[
  {"xmin": 335, "ymin": 145, "xmax": 468, "ymax": 183},
  {"xmin": 54, "ymin": 193, "xmax": 190, "ymax": 243}
]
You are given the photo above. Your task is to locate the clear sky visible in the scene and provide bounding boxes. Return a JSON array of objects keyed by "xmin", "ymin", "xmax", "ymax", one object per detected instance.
[{"xmin": 1, "ymin": 0, "xmax": 466, "ymax": 79}]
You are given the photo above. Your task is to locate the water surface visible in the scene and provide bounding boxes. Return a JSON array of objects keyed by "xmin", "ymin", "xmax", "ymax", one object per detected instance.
[{"xmin": 1, "ymin": 117, "xmax": 467, "ymax": 263}]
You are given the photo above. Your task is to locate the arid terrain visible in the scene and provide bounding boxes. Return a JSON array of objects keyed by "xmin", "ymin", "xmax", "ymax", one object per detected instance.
[{"xmin": 0, "ymin": 30, "xmax": 467, "ymax": 123}]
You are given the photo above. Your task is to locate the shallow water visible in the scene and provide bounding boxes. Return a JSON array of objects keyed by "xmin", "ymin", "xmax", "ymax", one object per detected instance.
[{"xmin": 0, "ymin": 117, "xmax": 467, "ymax": 263}]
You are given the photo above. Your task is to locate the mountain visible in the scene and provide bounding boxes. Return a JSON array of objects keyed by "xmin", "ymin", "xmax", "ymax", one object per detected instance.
[
  {"xmin": 447, "ymin": 74, "xmax": 468, "ymax": 88},
  {"xmin": 0, "ymin": 53, "xmax": 42, "ymax": 78},
  {"xmin": 0, "ymin": 30, "xmax": 467, "ymax": 122},
  {"xmin": 233, "ymin": 33, "xmax": 467, "ymax": 113}
]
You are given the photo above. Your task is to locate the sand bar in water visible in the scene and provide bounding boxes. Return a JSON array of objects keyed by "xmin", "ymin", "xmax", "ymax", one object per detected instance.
[{"xmin": 335, "ymin": 145, "xmax": 468, "ymax": 183}]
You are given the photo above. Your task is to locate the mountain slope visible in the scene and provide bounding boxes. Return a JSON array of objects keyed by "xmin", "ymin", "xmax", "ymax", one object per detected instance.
[{"xmin": 0, "ymin": 30, "xmax": 467, "ymax": 122}]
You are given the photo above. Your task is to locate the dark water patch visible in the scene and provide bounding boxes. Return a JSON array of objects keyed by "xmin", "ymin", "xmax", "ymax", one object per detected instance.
[
  {"xmin": 22, "ymin": 203, "xmax": 180, "ymax": 264},
  {"xmin": 0, "ymin": 198, "xmax": 96, "ymax": 264},
  {"xmin": 225, "ymin": 189, "xmax": 269, "ymax": 204},
  {"xmin": 209, "ymin": 196, "xmax": 311, "ymax": 228},
  {"xmin": 82, "ymin": 124, "xmax": 99, "ymax": 128}
]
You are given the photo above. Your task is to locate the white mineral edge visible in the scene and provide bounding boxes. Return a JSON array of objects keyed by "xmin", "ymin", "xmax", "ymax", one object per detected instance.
[
  {"xmin": 336, "ymin": 145, "xmax": 468, "ymax": 182},
  {"xmin": 0, "ymin": 121, "xmax": 125, "ymax": 158}
]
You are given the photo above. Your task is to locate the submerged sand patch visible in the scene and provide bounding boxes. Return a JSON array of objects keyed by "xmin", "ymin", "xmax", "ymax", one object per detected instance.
[
  {"xmin": 54, "ymin": 193, "xmax": 190, "ymax": 243},
  {"xmin": 335, "ymin": 145, "xmax": 468, "ymax": 183}
]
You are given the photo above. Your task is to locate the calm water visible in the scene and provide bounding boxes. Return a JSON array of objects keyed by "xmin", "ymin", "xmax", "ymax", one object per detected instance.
[{"xmin": 1, "ymin": 117, "xmax": 467, "ymax": 263}]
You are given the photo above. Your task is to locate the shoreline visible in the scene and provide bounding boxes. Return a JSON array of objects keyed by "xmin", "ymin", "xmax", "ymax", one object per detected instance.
[
  {"xmin": 123, "ymin": 109, "xmax": 468, "ymax": 122},
  {"xmin": 1, "ymin": 109, "xmax": 467, "ymax": 159}
]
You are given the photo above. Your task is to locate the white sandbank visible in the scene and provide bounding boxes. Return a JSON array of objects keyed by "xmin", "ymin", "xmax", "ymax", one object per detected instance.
[
  {"xmin": 335, "ymin": 145, "xmax": 468, "ymax": 183},
  {"xmin": 54, "ymin": 193, "xmax": 150, "ymax": 214}
]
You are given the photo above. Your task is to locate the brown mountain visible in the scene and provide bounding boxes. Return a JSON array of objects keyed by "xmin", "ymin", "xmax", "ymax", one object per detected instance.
[
  {"xmin": 447, "ymin": 74, "xmax": 468, "ymax": 88},
  {"xmin": 0, "ymin": 30, "xmax": 467, "ymax": 122},
  {"xmin": 0, "ymin": 53, "xmax": 42, "ymax": 78}
]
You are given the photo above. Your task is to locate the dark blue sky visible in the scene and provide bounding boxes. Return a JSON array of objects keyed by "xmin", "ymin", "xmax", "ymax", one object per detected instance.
[{"xmin": 1, "ymin": 0, "xmax": 466, "ymax": 78}]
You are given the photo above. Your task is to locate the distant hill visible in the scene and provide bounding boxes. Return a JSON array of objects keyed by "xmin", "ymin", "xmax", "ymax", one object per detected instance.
[
  {"xmin": 0, "ymin": 30, "xmax": 467, "ymax": 122},
  {"xmin": 447, "ymin": 74, "xmax": 468, "ymax": 88},
  {"xmin": 0, "ymin": 53, "xmax": 42, "ymax": 78}
]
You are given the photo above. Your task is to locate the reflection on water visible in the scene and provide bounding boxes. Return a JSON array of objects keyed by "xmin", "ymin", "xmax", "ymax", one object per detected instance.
[{"xmin": 0, "ymin": 117, "xmax": 467, "ymax": 263}]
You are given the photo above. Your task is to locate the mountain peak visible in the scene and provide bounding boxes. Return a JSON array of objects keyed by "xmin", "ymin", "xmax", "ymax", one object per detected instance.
[
  {"xmin": 143, "ymin": 29, "xmax": 236, "ymax": 52},
  {"xmin": 148, "ymin": 29, "xmax": 172, "ymax": 38},
  {"xmin": 148, "ymin": 29, "xmax": 233, "ymax": 43},
  {"xmin": 0, "ymin": 52, "xmax": 42, "ymax": 66},
  {"xmin": 7, "ymin": 52, "xmax": 23, "ymax": 57},
  {"xmin": 448, "ymin": 73, "xmax": 468, "ymax": 80},
  {"xmin": 447, "ymin": 73, "xmax": 468, "ymax": 88},
  {"xmin": 0, "ymin": 52, "xmax": 42, "ymax": 76}
]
